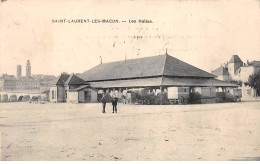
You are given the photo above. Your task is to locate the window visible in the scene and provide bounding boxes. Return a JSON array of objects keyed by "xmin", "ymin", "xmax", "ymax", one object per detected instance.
[{"xmin": 52, "ymin": 90, "xmax": 55, "ymax": 99}]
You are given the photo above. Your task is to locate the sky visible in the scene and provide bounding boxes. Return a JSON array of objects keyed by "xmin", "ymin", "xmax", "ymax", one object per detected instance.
[{"xmin": 0, "ymin": 0, "xmax": 260, "ymax": 76}]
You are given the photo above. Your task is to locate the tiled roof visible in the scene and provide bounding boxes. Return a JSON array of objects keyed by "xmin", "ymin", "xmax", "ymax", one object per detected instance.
[
  {"xmin": 65, "ymin": 74, "xmax": 89, "ymax": 85},
  {"xmin": 248, "ymin": 61, "xmax": 260, "ymax": 67},
  {"xmin": 229, "ymin": 55, "xmax": 243, "ymax": 63},
  {"xmin": 53, "ymin": 74, "xmax": 89, "ymax": 85},
  {"xmin": 211, "ymin": 66, "xmax": 229, "ymax": 76},
  {"xmin": 80, "ymin": 54, "xmax": 215, "ymax": 81},
  {"xmin": 55, "ymin": 74, "xmax": 70, "ymax": 85}
]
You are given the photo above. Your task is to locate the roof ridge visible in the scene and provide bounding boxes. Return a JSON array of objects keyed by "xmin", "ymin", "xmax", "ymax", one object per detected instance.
[
  {"xmin": 162, "ymin": 54, "xmax": 168, "ymax": 76},
  {"xmin": 96, "ymin": 54, "xmax": 165, "ymax": 66},
  {"xmin": 65, "ymin": 74, "xmax": 73, "ymax": 85},
  {"xmin": 69, "ymin": 74, "xmax": 85, "ymax": 84}
]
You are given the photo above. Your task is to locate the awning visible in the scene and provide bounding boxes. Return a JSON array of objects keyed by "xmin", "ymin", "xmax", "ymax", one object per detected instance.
[
  {"xmin": 69, "ymin": 85, "xmax": 90, "ymax": 92},
  {"xmin": 88, "ymin": 77, "xmax": 238, "ymax": 89},
  {"xmin": 161, "ymin": 77, "xmax": 238, "ymax": 87},
  {"xmin": 89, "ymin": 77, "xmax": 162, "ymax": 88}
]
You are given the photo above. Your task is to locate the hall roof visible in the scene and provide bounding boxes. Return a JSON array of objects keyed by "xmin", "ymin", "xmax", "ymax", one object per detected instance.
[{"xmin": 80, "ymin": 54, "xmax": 215, "ymax": 81}]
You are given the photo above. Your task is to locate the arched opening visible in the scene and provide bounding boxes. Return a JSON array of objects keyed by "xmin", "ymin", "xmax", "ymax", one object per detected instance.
[
  {"xmin": 9, "ymin": 94, "xmax": 17, "ymax": 102},
  {"xmin": 22, "ymin": 95, "xmax": 30, "ymax": 101},
  {"xmin": 18, "ymin": 96, "xmax": 23, "ymax": 101}
]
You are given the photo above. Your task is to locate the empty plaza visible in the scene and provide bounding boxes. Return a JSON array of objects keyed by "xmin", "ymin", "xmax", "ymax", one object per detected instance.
[{"xmin": 0, "ymin": 100, "xmax": 260, "ymax": 161}]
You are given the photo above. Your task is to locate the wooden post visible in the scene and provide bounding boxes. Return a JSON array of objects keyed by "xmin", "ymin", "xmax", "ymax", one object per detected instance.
[
  {"xmin": 165, "ymin": 87, "xmax": 168, "ymax": 100},
  {"xmin": 112, "ymin": 88, "xmax": 115, "ymax": 97},
  {"xmin": 160, "ymin": 86, "xmax": 163, "ymax": 105},
  {"xmin": 118, "ymin": 88, "xmax": 122, "ymax": 99}
]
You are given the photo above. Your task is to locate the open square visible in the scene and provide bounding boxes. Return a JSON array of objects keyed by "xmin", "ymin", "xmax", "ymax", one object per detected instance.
[{"xmin": 1, "ymin": 100, "xmax": 259, "ymax": 161}]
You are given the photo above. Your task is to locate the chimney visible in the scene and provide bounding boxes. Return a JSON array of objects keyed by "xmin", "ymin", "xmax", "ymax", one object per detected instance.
[
  {"xmin": 100, "ymin": 56, "xmax": 102, "ymax": 64},
  {"xmin": 224, "ymin": 63, "xmax": 228, "ymax": 67}
]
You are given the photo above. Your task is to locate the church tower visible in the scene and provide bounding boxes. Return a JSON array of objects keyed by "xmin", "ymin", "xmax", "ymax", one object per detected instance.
[
  {"xmin": 26, "ymin": 60, "xmax": 31, "ymax": 79},
  {"xmin": 16, "ymin": 65, "xmax": 22, "ymax": 79}
]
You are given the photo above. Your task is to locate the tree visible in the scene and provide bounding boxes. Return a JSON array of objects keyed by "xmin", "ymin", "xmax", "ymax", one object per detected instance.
[{"xmin": 244, "ymin": 73, "xmax": 260, "ymax": 97}]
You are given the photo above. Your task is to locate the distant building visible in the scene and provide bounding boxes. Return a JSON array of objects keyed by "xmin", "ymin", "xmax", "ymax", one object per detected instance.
[
  {"xmin": 16, "ymin": 65, "xmax": 22, "ymax": 80},
  {"xmin": 228, "ymin": 55, "xmax": 244, "ymax": 78},
  {"xmin": 0, "ymin": 60, "xmax": 56, "ymax": 93},
  {"xmin": 211, "ymin": 66, "xmax": 230, "ymax": 81},
  {"xmin": 26, "ymin": 60, "xmax": 31, "ymax": 79},
  {"xmin": 1, "ymin": 74, "xmax": 15, "ymax": 80},
  {"xmin": 0, "ymin": 78, "xmax": 16, "ymax": 91},
  {"xmin": 212, "ymin": 55, "xmax": 260, "ymax": 97},
  {"xmin": 15, "ymin": 78, "xmax": 41, "ymax": 92},
  {"xmin": 50, "ymin": 74, "xmax": 97, "ymax": 103},
  {"xmin": 236, "ymin": 60, "xmax": 260, "ymax": 82}
]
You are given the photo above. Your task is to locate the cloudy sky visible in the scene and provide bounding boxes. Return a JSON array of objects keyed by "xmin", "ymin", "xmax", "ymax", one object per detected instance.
[{"xmin": 0, "ymin": 0, "xmax": 259, "ymax": 76}]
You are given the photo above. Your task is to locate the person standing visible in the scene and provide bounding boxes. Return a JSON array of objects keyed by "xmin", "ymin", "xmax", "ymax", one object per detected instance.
[
  {"xmin": 112, "ymin": 97, "xmax": 118, "ymax": 113},
  {"xmin": 101, "ymin": 94, "xmax": 107, "ymax": 113}
]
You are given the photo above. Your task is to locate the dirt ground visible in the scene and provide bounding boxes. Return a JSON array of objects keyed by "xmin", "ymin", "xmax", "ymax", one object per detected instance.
[{"xmin": 0, "ymin": 100, "xmax": 260, "ymax": 161}]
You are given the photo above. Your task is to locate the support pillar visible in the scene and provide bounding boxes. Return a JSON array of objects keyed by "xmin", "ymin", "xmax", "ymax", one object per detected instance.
[
  {"xmin": 165, "ymin": 87, "xmax": 168, "ymax": 99},
  {"xmin": 118, "ymin": 88, "xmax": 122, "ymax": 99},
  {"xmin": 160, "ymin": 86, "xmax": 163, "ymax": 105},
  {"xmin": 112, "ymin": 88, "xmax": 115, "ymax": 97}
]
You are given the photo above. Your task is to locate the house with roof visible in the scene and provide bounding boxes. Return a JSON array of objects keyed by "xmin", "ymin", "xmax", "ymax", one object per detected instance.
[
  {"xmin": 212, "ymin": 55, "xmax": 260, "ymax": 97},
  {"xmin": 211, "ymin": 66, "xmax": 230, "ymax": 81},
  {"xmin": 79, "ymin": 53, "xmax": 237, "ymax": 103},
  {"xmin": 50, "ymin": 74, "xmax": 97, "ymax": 103}
]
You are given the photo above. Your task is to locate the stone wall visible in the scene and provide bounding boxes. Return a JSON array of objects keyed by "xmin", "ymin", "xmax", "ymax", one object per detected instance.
[{"xmin": 67, "ymin": 92, "xmax": 78, "ymax": 103}]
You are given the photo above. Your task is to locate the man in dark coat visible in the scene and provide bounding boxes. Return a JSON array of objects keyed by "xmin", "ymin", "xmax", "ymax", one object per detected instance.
[
  {"xmin": 101, "ymin": 94, "xmax": 107, "ymax": 113},
  {"xmin": 112, "ymin": 97, "xmax": 118, "ymax": 113}
]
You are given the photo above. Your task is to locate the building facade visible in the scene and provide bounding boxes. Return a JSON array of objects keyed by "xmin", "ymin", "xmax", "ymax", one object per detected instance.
[
  {"xmin": 0, "ymin": 60, "xmax": 56, "ymax": 93},
  {"xmin": 26, "ymin": 60, "xmax": 31, "ymax": 79},
  {"xmin": 16, "ymin": 65, "xmax": 22, "ymax": 80},
  {"xmin": 212, "ymin": 55, "xmax": 260, "ymax": 97},
  {"xmin": 50, "ymin": 74, "xmax": 97, "ymax": 103},
  {"xmin": 78, "ymin": 53, "xmax": 238, "ymax": 104}
]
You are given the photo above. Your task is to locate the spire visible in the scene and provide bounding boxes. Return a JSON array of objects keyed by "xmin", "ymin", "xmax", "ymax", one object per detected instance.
[{"xmin": 166, "ymin": 48, "xmax": 168, "ymax": 55}]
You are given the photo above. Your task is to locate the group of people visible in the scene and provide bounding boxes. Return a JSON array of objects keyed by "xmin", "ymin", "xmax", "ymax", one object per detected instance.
[{"xmin": 100, "ymin": 94, "xmax": 118, "ymax": 113}]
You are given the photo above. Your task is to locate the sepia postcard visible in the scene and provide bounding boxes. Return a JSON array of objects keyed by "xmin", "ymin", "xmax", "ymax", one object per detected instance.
[{"xmin": 0, "ymin": 0, "xmax": 260, "ymax": 161}]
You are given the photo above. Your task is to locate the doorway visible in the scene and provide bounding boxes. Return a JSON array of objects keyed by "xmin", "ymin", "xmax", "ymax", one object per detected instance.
[{"xmin": 84, "ymin": 91, "xmax": 91, "ymax": 102}]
